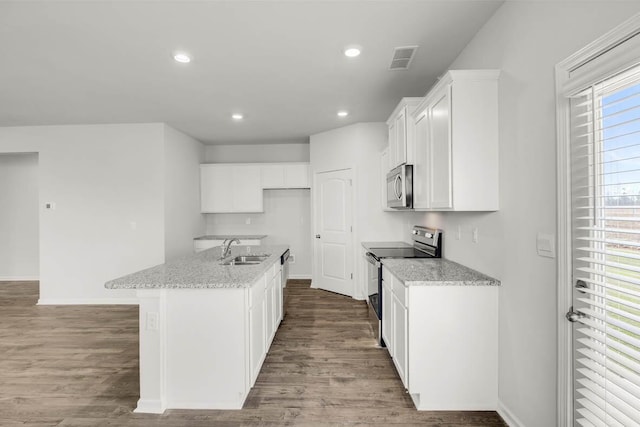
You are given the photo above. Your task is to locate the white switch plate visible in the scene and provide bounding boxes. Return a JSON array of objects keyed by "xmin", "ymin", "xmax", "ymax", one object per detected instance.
[
  {"xmin": 146, "ymin": 312, "xmax": 159, "ymax": 331},
  {"xmin": 456, "ymin": 226, "xmax": 462, "ymax": 240},
  {"xmin": 472, "ymin": 228, "xmax": 479, "ymax": 243},
  {"xmin": 537, "ymin": 233, "xmax": 556, "ymax": 258},
  {"xmin": 245, "ymin": 217, "xmax": 251, "ymax": 225}
]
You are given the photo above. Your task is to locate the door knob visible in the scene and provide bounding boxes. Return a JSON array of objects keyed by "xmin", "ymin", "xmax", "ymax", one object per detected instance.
[{"xmin": 315, "ymin": 234, "xmax": 321, "ymax": 239}]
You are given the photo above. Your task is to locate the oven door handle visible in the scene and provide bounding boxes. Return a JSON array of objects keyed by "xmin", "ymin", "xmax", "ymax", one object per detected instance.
[{"xmin": 365, "ymin": 252, "xmax": 381, "ymax": 267}]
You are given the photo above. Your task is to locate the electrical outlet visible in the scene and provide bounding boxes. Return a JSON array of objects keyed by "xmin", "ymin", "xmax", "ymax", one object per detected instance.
[
  {"xmin": 146, "ymin": 312, "xmax": 159, "ymax": 331},
  {"xmin": 456, "ymin": 226, "xmax": 461, "ymax": 240},
  {"xmin": 245, "ymin": 217, "xmax": 251, "ymax": 225},
  {"xmin": 472, "ymin": 228, "xmax": 479, "ymax": 243},
  {"xmin": 289, "ymin": 254, "xmax": 296, "ymax": 264}
]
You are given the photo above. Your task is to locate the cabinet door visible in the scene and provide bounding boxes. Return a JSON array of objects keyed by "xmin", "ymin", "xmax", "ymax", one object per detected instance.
[
  {"xmin": 232, "ymin": 165, "xmax": 264, "ymax": 212},
  {"xmin": 395, "ymin": 109, "xmax": 407, "ymax": 166},
  {"xmin": 275, "ymin": 272, "xmax": 283, "ymax": 325},
  {"xmin": 388, "ymin": 122, "xmax": 397, "ymax": 170},
  {"xmin": 382, "ymin": 281, "xmax": 393, "ymax": 355},
  {"xmin": 201, "ymin": 165, "xmax": 234, "ymax": 213},
  {"xmin": 265, "ymin": 278, "xmax": 275, "ymax": 345},
  {"xmin": 261, "ymin": 164, "xmax": 285, "ymax": 188},
  {"xmin": 428, "ymin": 86, "xmax": 453, "ymax": 209},
  {"xmin": 413, "ymin": 111, "xmax": 429, "ymax": 209},
  {"xmin": 284, "ymin": 164, "xmax": 310, "ymax": 188},
  {"xmin": 392, "ymin": 294, "xmax": 408, "ymax": 387},
  {"xmin": 249, "ymin": 296, "xmax": 266, "ymax": 386}
]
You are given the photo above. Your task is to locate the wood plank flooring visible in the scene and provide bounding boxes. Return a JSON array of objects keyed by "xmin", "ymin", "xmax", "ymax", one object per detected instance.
[{"xmin": 0, "ymin": 280, "xmax": 506, "ymax": 426}]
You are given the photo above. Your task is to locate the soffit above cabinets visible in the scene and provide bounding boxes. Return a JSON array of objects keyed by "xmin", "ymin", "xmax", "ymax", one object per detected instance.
[{"xmin": 0, "ymin": 1, "xmax": 504, "ymax": 145}]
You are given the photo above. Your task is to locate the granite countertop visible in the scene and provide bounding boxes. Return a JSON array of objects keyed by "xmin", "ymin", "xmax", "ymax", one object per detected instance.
[
  {"xmin": 105, "ymin": 245, "xmax": 288, "ymax": 290},
  {"xmin": 382, "ymin": 258, "xmax": 500, "ymax": 287},
  {"xmin": 194, "ymin": 234, "xmax": 268, "ymax": 240}
]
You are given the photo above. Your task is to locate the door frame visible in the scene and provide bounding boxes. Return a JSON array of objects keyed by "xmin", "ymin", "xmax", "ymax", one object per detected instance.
[
  {"xmin": 555, "ymin": 13, "xmax": 640, "ymax": 427},
  {"xmin": 310, "ymin": 167, "xmax": 355, "ymax": 297}
]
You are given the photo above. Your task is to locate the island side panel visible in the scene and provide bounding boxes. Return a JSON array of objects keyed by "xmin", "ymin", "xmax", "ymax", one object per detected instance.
[
  {"xmin": 135, "ymin": 289, "xmax": 167, "ymax": 414},
  {"xmin": 408, "ymin": 285, "xmax": 498, "ymax": 410},
  {"xmin": 166, "ymin": 288, "xmax": 248, "ymax": 409}
]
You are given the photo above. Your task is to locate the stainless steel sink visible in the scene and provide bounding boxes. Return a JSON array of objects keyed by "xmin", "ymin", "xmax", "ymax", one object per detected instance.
[{"xmin": 220, "ymin": 254, "xmax": 270, "ymax": 266}]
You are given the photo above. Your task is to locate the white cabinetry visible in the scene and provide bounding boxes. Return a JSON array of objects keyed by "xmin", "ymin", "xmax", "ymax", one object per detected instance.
[
  {"xmin": 249, "ymin": 276, "xmax": 266, "ymax": 386},
  {"xmin": 380, "ymin": 265, "xmax": 498, "ymax": 410},
  {"xmin": 386, "ymin": 98, "xmax": 423, "ymax": 171},
  {"xmin": 261, "ymin": 163, "xmax": 310, "ymax": 189},
  {"xmin": 201, "ymin": 164, "xmax": 263, "ymax": 213},
  {"xmin": 412, "ymin": 70, "xmax": 499, "ymax": 211}
]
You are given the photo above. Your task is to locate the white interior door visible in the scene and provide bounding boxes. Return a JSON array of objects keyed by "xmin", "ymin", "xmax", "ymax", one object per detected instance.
[{"xmin": 313, "ymin": 169, "xmax": 353, "ymax": 297}]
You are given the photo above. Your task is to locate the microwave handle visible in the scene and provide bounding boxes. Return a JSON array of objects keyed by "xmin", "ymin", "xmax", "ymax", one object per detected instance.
[{"xmin": 394, "ymin": 175, "xmax": 403, "ymax": 200}]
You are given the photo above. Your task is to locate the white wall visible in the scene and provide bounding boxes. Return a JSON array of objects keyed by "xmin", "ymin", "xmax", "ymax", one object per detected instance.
[
  {"xmin": 0, "ymin": 153, "xmax": 39, "ymax": 280},
  {"xmin": 206, "ymin": 189, "xmax": 311, "ymax": 277},
  {"xmin": 402, "ymin": 3, "xmax": 640, "ymax": 426},
  {"xmin": 163, "ymin": 125, "xmax": 206, "ymax": 261},
  {"xmin": 310, "ymin": 123, "xmax": 408, "ymax": 298},
  {"xmin": 0, "ymin": 124, "xmax": 166, "ymax": 303},
  {"xmin": 205, "ymin": 142, "xmax": 310, "ymax": 163}
]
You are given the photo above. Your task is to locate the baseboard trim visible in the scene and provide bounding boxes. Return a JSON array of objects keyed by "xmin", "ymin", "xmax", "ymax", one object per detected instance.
[
  {"xmin": 37, "ymin": 298, "xmax": 139, "ymax": 306},
  {"xmin": 497, "ymin": 399, "xmax": 525, "ymax": 427},
  {"xmin": 0, "ymin": 276, "xmax": 39, "ymax": 281},
  {"xmin": 289, "ymin": 274, "xmax": 312, "ymax": 280},
  {"xmin": 134, "ymin": 398, "xmax": 166, "ymax": 414}
]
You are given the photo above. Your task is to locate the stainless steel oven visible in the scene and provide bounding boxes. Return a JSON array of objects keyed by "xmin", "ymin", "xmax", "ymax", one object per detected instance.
[
  {"xmin": 365, "ymin": 251, "xmax": 383, "ymax": 346},
  {"xmin": 363, "ymin": 227, "xmax": 442, "ymax": 347}
]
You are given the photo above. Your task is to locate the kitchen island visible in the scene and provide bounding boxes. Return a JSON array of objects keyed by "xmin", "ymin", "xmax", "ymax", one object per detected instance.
[{"xmin": 105, "ymin": 244, "xmax": 289, "ymax": 414}]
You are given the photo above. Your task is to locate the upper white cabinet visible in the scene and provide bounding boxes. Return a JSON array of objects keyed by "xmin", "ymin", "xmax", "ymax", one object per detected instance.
[
  {"xmin": 201, "ymin": 162, "xmax": 311, "ymax": 214},
  {"xmin": 386, "ymin": 98, "xmax": 423, "ymax": 171},
  {"xmin": 201, "ymin": 164, "xmax": 263, "ymax": 213},
  {"xmin": 412, "ymin": 70, "xmax": 500, "ymax": 211},
  {"xmin": 261, "ymin": 163, "xmax": 310, "ymax": 189}
]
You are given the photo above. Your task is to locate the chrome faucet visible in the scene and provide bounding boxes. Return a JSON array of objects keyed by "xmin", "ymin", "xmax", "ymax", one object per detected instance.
[{"xmin": 221, "ymin": 238, "xmax": 240, "ymax": 259}]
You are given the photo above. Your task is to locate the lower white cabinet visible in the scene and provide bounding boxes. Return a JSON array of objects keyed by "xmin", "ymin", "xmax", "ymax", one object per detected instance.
[
  {"xmin": 249, "ymin": 278, "xmax": 266, "ymax": 386},
  {"xmin": 392, "ymin": 292, "xmax": 408, "ymax": 386},
  {"xmin": 381, "ymin": 266, "xmax": 498, "ymax": 410}
]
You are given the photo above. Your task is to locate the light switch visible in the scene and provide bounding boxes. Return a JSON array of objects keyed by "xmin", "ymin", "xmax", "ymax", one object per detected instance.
[
  {"xmin": 472, "ymin": 228, "xmax": 479, "ymax": 243},
  {"xmin": 536, "ymin": 233, "xmax": 555, "ymax": 258}
]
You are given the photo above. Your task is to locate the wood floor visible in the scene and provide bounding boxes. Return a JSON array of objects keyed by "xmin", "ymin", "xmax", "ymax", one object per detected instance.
[{"xmin": 0, "ymin": 280, "xmax": 506, "ymax": 426}]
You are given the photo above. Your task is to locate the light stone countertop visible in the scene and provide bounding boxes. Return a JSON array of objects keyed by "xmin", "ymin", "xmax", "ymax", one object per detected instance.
[
  {"xmin": 194, "ymin": 234, "xmax": 268, "ymax": 240},
  {"xmin": 381, "ymin": 258, "xmax": 500, "ymax": 286},
  {"xmin": 105, "ymin": 245, "xmax": 288, "ymax": 289}
]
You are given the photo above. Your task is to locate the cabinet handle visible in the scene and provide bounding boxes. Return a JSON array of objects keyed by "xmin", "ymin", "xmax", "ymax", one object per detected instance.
[{"xmin": 394, "ymin": 175, "xmax": 403, "ymax": 200}]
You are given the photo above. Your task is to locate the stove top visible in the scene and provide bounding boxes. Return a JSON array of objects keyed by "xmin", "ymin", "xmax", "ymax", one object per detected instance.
[{"xmin": 367, "ymin": 247, "xmax": 435, "ymax": 259}]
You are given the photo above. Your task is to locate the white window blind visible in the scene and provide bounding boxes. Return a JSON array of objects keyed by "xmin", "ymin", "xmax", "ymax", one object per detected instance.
[{"xmin": 571, "ymin": 64, "xmax": 640, "ymax": 427}]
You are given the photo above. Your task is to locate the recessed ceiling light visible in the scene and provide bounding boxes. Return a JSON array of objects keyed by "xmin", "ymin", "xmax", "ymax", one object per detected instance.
[
  {"xmin": 232, "ymin": 113, "xmax": 244, "ymax": 120},
  {"xmin": 173, "ymin": 52, "xmax": 191, "ymax": 63},
  {"xmin": 344, "ymin": 46, "xmax": 361, "ymax": 58},
  {"xmin": 337, "ymin": 111, "xmax": 349, "ymax": 117}
]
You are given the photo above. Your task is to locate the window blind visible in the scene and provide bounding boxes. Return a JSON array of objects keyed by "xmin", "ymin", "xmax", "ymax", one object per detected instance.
[{"xmin": 571, "ymin": 64, "xmax": 640, "ymax": 427}]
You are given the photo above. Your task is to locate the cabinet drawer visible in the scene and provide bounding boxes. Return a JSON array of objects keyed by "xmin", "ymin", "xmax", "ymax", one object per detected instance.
[
  {"xmin": 382, "ymin": 266, "xmax": 393, "ymax": 285},
  {"xmin": 392, "ymin": 278, "xmax": 407, "ymax": 306}
]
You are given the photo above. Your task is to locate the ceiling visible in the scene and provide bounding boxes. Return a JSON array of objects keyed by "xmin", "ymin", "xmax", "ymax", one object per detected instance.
[{"xmin": 0, "ymin": 0, "xmax": 504, "ymax": 145}]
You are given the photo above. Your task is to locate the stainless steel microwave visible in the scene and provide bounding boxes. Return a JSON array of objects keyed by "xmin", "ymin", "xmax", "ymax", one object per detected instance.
[{"xmin": 386, "ymin": 164, "xmax": 413, "ymax": 209}]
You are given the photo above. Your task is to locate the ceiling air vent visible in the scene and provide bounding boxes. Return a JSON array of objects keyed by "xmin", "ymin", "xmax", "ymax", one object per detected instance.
[{"xmin": 389, "ymin": 46, "xmax": 418, "ymax": 71}]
